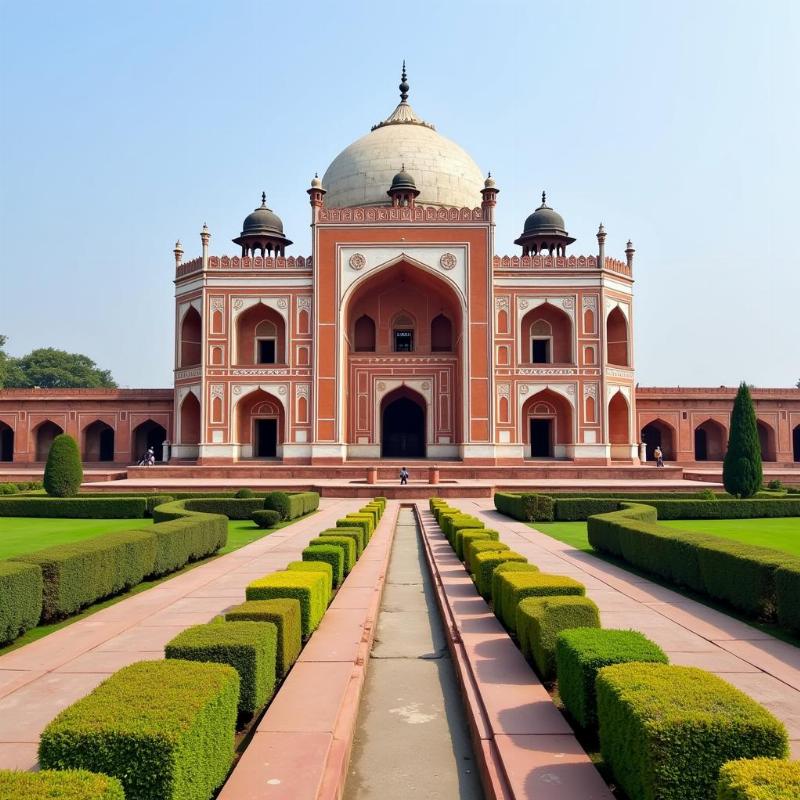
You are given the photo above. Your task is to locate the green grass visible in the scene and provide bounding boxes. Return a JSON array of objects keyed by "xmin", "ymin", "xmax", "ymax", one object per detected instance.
[
  {"xmin": 533, "ymin": 517, "xmax": 800, "ymax": 557},
  {"xmin": 0, "ymin": 517, "xmax": 153, "ymax": 558},
  {"xmin": 0, "ymin": 513, "xmax": 314, "ymax": 655}
]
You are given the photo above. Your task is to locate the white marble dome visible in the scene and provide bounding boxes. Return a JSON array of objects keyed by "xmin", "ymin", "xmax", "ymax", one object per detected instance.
[{"xmin": 321, "ymin": 77, "xmax": 484, "ymax": 209}]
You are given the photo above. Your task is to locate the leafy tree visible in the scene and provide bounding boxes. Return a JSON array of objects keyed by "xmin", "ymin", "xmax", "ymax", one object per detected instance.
[
  {"xmin": 722, "ymin": 382, "xmax": 762, "ymax": 498},
  {"xmin": 43, "ymin": 434, "xmax": 83, "ymax": 497},
  {"xmin": 3, "ymin": 347, "xmax": 116, "ymax": 389}
]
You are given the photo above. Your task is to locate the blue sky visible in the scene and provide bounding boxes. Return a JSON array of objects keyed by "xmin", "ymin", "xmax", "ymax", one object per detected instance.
[{"xmin": 1, "ymin": 0, "xmax": 798, "ymax": 388}]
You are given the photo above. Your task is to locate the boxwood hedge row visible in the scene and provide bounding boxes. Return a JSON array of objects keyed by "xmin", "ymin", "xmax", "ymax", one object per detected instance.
[
  {"xmin": 587, "ymin": 502, "xmax": 800, "ymax": 628},
  {"xmin": 32, "ymin": 496, "xmax": 386, "ymax": 797},
  {"xmin": 0, "ymin": 769, "xmax": 125, "ymax": 799},
  {"xmin": 717, "ymin": 757, "xmax": 800, "ymax": 799},
  {"xmin": 0, "ymin": 561, "xmax": 43, "ymax": 643},
  {"xmin": 429, "ymin": 497, "xmax": 792, "ymax": 799}
]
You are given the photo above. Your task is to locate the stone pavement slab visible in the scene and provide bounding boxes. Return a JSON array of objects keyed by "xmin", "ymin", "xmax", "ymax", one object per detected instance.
[{"xmin": 0, "ymin": 498, "xmax": 361, "ymax": 769}]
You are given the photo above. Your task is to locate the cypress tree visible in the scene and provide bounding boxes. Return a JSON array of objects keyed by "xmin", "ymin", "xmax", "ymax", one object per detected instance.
[
  {"xmin": 722, "ymin": 382, "xmax": 762, "ymax": 498},
  {"xmin": 43, "ymin": 434, "xmax": 83, "ymax": 497}
]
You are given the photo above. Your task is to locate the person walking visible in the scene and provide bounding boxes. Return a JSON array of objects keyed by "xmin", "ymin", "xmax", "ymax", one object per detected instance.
[
  {"xmin": 399, "ymin": 466, "xmax": 409, "ymax": 485},
  {"xmin": 653, "ymin": 446, "xmax": 664, "ymax": 467}
]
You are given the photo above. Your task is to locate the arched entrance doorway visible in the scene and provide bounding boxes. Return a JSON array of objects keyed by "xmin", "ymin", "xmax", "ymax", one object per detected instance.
[
  {"xmin": 756, "ymin": 420, "xmax": 777, "ymax": 462},
  {"xmin": 0, "ymin": 422, "xmax": 13, "ymax": 462},
  {"xmin": 381, "ymin": 387, "xmax": 426, "ymax": 458},
  {"xmin": 236, "ymin": 388, "xmax": 284, "ymax": 459},
  {"xmin": 794, "ymin": 425, "xmax": 800, "ymax": 463},
  {"xmin": 132, "ymin": 420, "xmax": 167, "ymax": 462},
  {"xmin": 83, "ymin": 420, "xmax": 115, "ymax": 462},
  {"xmin": 521, "ymin": 389, "xmax": 573, "ymax": 459},
  {"xmin": 641, "ymin": 419, "xmax": 676, "ymax": 461},
  {"xmin": 34, "ymin": 421, "xmax": 63, "ymax": 461},
  {"xmin": 694, "ymin": 419, "xmax": 726, "ymax": 461},
  {"xmin": 179, "ymin": 393, "xmax": 201, "ymax": 448}
]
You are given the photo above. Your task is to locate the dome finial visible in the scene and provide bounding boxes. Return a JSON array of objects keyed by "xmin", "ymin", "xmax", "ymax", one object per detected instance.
[
  {"xmin": 541, "ymin": 190, "xmax": 547, "ymax": 206},
  {"xmin": 399, "ymin": 60, "xmax": 409, "ymax": 103},
  {"xmin": 260, "ymin": 191, "xmax": 267, "ymax": 207}
]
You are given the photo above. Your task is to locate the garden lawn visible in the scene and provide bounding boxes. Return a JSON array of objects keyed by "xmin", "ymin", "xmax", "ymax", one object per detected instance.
[
  {"xmin": 0, "ymin": 517, "xmax": 153, "ymax": 559},
  {"xmin": 533, "ymin": 517, "xmax": 800, "ymax": 557}
]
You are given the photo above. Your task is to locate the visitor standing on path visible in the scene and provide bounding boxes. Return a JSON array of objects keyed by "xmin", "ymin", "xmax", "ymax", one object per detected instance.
[{"xmin": 653, "ymin": 446, "xmax": 664, "ymax": 467}]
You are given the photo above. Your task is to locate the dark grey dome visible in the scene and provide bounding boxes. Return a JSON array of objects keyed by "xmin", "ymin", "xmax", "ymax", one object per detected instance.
[
  {"xmin": 389, "ymin": 167, "xmax": 417, "ymax": 192},
  {"xmin": 240, "ymin": 193, "xmax": 285, "ymax": 237},
  {"xmin": 522, "ymin": 192, "xmax": 568, "ymax": 236}
]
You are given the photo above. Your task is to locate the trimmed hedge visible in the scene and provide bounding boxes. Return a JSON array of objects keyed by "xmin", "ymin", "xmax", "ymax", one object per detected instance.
[
  {"xmin": 252, "ymin": 509, "xmax": 281, "ymax": 529},
  {"xmin": 287, "ymin": 561, "xmax": 333, "ymax": 602},
  {"xmin": 556, "ymin": 628, "xmax": 668, "ymax": 728},
  {"xmin": 247, "ymin": 570, "xmax": 328, "ymax": 635},
  {"xmin": 0, "ymin": 561, "xmax": 43, "ymax": 644},
  {"xmin": 43, "ymin": 434, "xmax": 82, "ymax": 497},
  {"xmin": 308, "ymin": 535, "xmax": 355, "ymax": 574},
  {"xmin": 493, "ymin": 492, "xmax": 554, "ymax": 522},
  {"xmin": 457, "ymin": 529, "xmax": 498, "ymax": 562},
  {"xmin": 637, "ymin": 498, "xmax": 800, "ymax": 520},
  {"xmin": 516, "ymin": 595, "xmax": 600, "ymax": 679},
  {"xmin": 0, "ymin": 769, "xmax": 125, "ymax": 799},
  {"xmin": 491, "ymin": 562, "xmax": 541, "ymax": 622},
  {"xmin": 588, "ymin": 503, "xmax": 800, "ymax": 623},
  {"xmin": 224, "ymin": 598, "xmax": 302, "ymax": 677},
  {"xmin": 0, "ymin": 496, "xmax": 149, "ymax": 518},
  {"xmin": 166, "ymin": 621, "xmax": 278, "ymax": 715},
  {"xmin": 320, "ymin": 527, "xmax": 364, "ymax": 556},
  {"xmin": 184, "ymin": 497, "xmax": 265, "ymax": 520},
  {"xmin": 337, "ymin": 515, "xmax": 373, "ymax": 543},
  {"xmin": 496, "ymin": 571, "xmax": 586, "ymax": 632},
  {"xmin": 39, "ymin": 659, "xmax": 240, "ymax": 800},
  {"xmin": 441, "ymin": 513, "xmax": 483, "ymax": 544},
  {"xmin": 264, "ymin": 491, "xmax": 317, "ymax": 520},
  {"xmin": 12, "ymin": 530, "xmax": 157, "ymax": 620},
  {"xmin": 717, "ymin": 758, "xmax": 800, "ymax": 800},
  {"xmin": 466, "ymin": 540, "xmax": 510, "ymax": 576},
  {"xmin": 150, "ymin": 500, "xmax": 228, "ymax": 574},
  {"xmin": 776, "ymin": 563, "xmax": 800, "ymax": 634},
  {"xmin": 303, "ymin": 544, "xmax": 344, "ymax": 588},
  {"xmin": 554, "ymin": 498, "xmax": 621, "ymax": 521},
  {"xmin": 596, "ymin": 663, "xmax": 789, "ymax": 800},
  {"xmin": 473, "ymin": 550, "xmax": 527, "ymax": 599}
]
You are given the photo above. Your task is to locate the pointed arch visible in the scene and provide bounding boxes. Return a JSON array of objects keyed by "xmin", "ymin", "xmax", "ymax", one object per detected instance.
[
  {"xmin": 606, "ymin": 307, "xmax": 629, "ymax": 366},
  {"xmin": 179, "ymin": 306, "xmax": 202, "ymax": 368},
  {"xmin": 521, "ymin": 388, "xmax": 574, "ymax": 458},
  {"xmin": 235, "ymin": 387, "xmax": 285, "ymax": 459},
  {"xmin": 640, "ymin": 418, "xmax": 676, "ymax": 461},
  {"xmin": 381, "ymin": 386, "xmax": 426, "ymax": 458},
  {"xmin": 33, "ymin": 420, "xmax": 63, "ymax": 461},
  {"xmin": 131, "ymin": 419, "xmax": 167, "ymax": 463},
  {"xmin": 179, "ymin": 393, "xmax": 201, "ymax": 446},
  {"xmin": 236, "ymin": 303, "xmax": 286, "ymax": 365},
  {"xmin": 521, "ymin": 302, "xmax": 573, "ymax": 364},
  {"xmin": 0, "ymin": 421, "xmax": 14, "ymax": 462},
  {"xmin": 756, "ymin": 419, "xmax": 777, "ymax": 462},
  {"xmin": 608, "ymin": 391, "xmax": 631, "ymax": 460},
  {"xmin": 694, "ymin": 418, "xmax": 727, "ymax": 461},
  {"xmin": 82, "ymin": 419, "xmax": 115, "ymax": 462},
  {"xmin": 353, "ymin": 314, "xmax": 376, "ymax": 352},
  {"xmin": 430, "ymin": 313, "xmax": 453, "ymax": 352}
]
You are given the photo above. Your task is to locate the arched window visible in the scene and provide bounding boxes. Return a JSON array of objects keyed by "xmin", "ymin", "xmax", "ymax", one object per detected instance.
[
  {"xmin": 236, "ymin": 303, "xmax": 286, "ymax": 365},
  {"xmin": 586, "ymin": 395, "xmax": 596, "ymax": 423},
  {"xmin": 354, "ymin": 315, "xmax": 376, "ymax": 352},
  {"xmin": 530, "ymin": 319, "xmax": 553, "ymax": 364},
  {"xmin": 584, "ymin": 307, "xmax": 596, "ymax": 334},
  {"xmin": 431, "ymin": 314, "xmax": 452, "ymax": 352},
  {"xmin": 393, "ymin": 313, "xmax": 415, "ymax": 352}
]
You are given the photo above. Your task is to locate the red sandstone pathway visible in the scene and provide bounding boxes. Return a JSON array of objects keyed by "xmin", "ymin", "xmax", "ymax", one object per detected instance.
[
  {"xmin": 0, "ymin": 498, "xmax": 362, "ymax": 771},
  {"xmin": 461, "ymin": 500, "xmax": 800, "ymax": 759}
]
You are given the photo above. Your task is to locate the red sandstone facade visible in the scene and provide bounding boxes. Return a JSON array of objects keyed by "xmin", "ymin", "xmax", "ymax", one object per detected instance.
[{"xmin": 1, "ymin": 73, "xmax": 799, "ymax": 469}]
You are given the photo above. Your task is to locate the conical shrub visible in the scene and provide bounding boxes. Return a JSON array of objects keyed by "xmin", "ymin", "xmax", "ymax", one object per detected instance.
[
  {"xmin": 43, "ymin": 434, "xmax": 83, "ymax": 497},
  {"xmin": 722, "ymin": 382, "xmax": 762, "ymax": 498}
]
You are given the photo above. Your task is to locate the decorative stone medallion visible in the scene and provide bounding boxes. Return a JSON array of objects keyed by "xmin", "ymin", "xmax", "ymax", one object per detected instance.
[
  {"xmin": 439, "ymin": 252, "xmax": 457, "ymax": 270},
  {"xmin": 349, "ymin": 253, "xmax": 366, "ymax": 271},
  {"xmin": 377, "ymin": 381, "xmax": 386, "ymax": 392}
]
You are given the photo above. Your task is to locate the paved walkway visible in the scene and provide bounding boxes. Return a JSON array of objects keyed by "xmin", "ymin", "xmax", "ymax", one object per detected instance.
[
  {"xmin": 344, "ymin": 507, "xmax": 483, "ymax": 799},
  {"xmin": 461, "ymin": 500, "xmax": 800, "ymax": 758},
  {"xmin": 0, "ymin": 498, "xmax": 361, "ymax": 771}
]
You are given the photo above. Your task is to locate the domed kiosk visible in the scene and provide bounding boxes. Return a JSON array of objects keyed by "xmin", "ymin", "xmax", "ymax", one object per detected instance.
[
  {"xmin": 322, "ymin": 64, "xmax": 484, "ymax": 209},
  {"xmin": 233, "ymin": 193, "xmax": 292, "ymax": 257}
]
